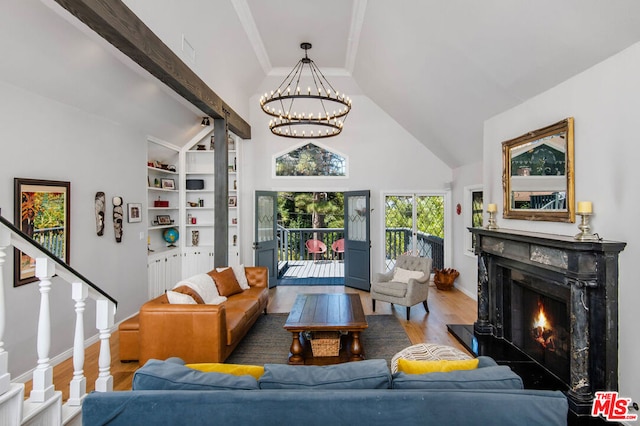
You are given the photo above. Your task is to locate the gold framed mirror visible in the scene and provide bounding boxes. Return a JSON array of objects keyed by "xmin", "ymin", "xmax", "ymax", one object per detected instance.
[{"xmin": 502, "ymin": 117, "xmax": 574, "ymax": 223}]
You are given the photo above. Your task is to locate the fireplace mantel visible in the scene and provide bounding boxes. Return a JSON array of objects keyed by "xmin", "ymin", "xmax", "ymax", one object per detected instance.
[{"xmin": 467, "ymin": 227, "xmax": 626, "ymax": 418}]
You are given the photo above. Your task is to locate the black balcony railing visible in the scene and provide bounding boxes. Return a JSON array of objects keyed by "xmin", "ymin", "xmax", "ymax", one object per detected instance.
[
  {"xmin": 384, "ymin": 227, "xmax": 444, "ymax": 271},
  {"xmin": 276, "ymin": 225, "xmax": 444, "ymax": 272},
  {"xmin": 277, "ymin": 226, "xmax": 344, "ymax": 261}
]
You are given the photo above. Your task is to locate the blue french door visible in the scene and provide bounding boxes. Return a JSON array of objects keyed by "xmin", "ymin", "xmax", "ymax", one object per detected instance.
[
  {"xmin": 253, "ymin": 191, "xmax": 278, "ymax": 288},
  {"xmin": 344, "ymin": 190, "xmax": 370, "ymax": 291}
]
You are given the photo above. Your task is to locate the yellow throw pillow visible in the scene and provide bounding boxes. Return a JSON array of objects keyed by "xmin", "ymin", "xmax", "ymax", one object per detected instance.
[
  {"xmin": 397, "ymin": 358, "xmax": 479, "ymax": 374},
  {"xmin": 185, "ymin": 362, "xmax": 265, "ymax": 380}
]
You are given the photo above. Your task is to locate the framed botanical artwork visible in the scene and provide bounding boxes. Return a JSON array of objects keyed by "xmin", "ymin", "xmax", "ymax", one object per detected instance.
[
  {"xmin": 14, "ymin": 178, "xmax": 70, "ymax": 287},
  {"xmin": 128, "ymin": 203, "xmax": 142, "ymax": 223},
  {"xmin": 161, "ymin": 179, "xmax": 175, "ymax": 190},
  {"xmin": 228, "ymin": 196, "xmax": 237, "ymax": 207},
  {"xmin": 156, "ymin": 215, "xmax": 171, "ymax": 225}
]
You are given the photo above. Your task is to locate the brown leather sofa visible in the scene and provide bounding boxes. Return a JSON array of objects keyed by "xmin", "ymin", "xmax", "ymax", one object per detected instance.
[{"xmin": 137, "ymin": 266, "xmax": 269, "ymax": 365}]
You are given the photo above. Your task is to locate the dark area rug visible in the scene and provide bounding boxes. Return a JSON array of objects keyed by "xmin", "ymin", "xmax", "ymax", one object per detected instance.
[{"xmin": 226, "ymin": 313, "xmax": 411, "ymax": 366}]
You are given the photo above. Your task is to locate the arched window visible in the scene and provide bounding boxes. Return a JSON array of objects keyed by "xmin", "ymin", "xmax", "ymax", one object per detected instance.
[{"xmin": 275, "ymin": 143, "xmax": 346, "ymax": 177}]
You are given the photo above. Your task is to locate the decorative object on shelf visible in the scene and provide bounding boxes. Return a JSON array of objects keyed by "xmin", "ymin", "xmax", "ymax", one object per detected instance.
[
  {"xmin": 192, "ymin": 230, "xmax": 199, "ymax": 247},
  {"xmin": 574, "ymin": 201, "xmax": 599, "ymax": 241},
  {"xmin": 113, "ymin": 196, "xmax": 124, "ymax": 243},
  {"xmin": 161, "ymin": 178, "xmax": 175, "ymax": 190},
  {"xmin": 199, "ymin": 198, "xmax": 204, "ymax": 207},
  {"xmin": 228, "ymin": 196, "xmax": 237, "ymax": 207},
  {"xmin": 456, "ymin": 203, "xmax": 461, "ymax": 215},
  {"xmin": 233, "ymin": 235, "xmax": 237, "ymax": 246},
  {"xmin": 127, "ymin": 203, "xmax": 142, "ymax": 223},
  {"xmin": 200, "ymin": 117, "xmax": 210, "ymax": 127},
  {"xmin": 196, "ymin": 144, "xmax": 206, "ymax": 151},
  {"xmin": 156, "ymin": 215, "xmax": 171, "ymax": 225},
  {"xmin": 95, "ymin": 191, "xmax": 105, "ymax": 236},
  {"xmin": 154, "ymin": 178, "xmax": 160, "ymax": 188},
  {"xmin": 187, "ymin": 201, "xmax": 199, "ymax": 207},
  {"xmin": 231, "ymin": 218, "xmax": 238, "ymax": 225},
  {"xmin": 210, "ymin": 135, "xmax": 215, "ymax": 150},
  {"xmin": 154, "ymin": 197, "xmax": 169, "ymax": 207},
  {"xmin": 14, "ymin": 178, "xmax": 71, "ymax": 287},
  {"xmin": 186, "ymin": 179, "xmax": 204, "ymax": 190},
  {"xmin": 228, "ymin": 137, "xmax": 235, "ymax": 150},
  {"xmin": 163, "ymin": 227, "xmax": 179, "ymax": 247},
  {"xmin": 434, "ymin": 268, "xmax": 460, "ymax": 291},
  {"xmin": 259, "ymin": 42, "xmax": 352, "ymax": 139},
  {"xmin": 486, "ymin": 203, "xmax": 499, "ymax": 230}
]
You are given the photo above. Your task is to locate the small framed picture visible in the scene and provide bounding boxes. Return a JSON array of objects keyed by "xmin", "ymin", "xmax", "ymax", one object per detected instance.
[
  {"xmin": 161, "ymin": 179, "xmax": 175, "ymax": 190},
  {"xmin": 156, "ymin": 215, "xmax": 171, "ymax": 225},
  {"xmin": 128, "ymin": 203, "xmax": 142, "ymax": 223},
  {"xmin": 228, "ymin": 196, "xmax": 237, "ymax": 207}
]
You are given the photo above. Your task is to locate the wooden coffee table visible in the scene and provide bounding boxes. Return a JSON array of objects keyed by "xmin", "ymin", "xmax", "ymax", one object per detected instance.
[{"xmin": 284, "ymin": 293, "xmax": 368, "ymax": 365}]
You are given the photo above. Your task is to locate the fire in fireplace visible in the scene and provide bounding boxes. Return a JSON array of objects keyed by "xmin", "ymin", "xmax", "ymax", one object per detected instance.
[{"xmin": 510, "ymin": 274, "xmax": 570, "ymax": 384}]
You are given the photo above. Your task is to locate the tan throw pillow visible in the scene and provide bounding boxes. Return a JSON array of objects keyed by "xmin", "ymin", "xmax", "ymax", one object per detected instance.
[
  {"xmin": 172, "ymin": 285, "xmax": 205, "ymax": 304},
  {"xmin": 392, "ymin": 267, "xmax": 424, "ymax": 284},
  {"xmin": 208, "ymin": 267, "xmax": 243, "ymax": 297}
]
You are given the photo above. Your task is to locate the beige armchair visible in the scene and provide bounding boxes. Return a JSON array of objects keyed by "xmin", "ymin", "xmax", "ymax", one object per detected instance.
[{"xmin": 371, "ymin": 255, "xmax": 432, "ymax": 320}]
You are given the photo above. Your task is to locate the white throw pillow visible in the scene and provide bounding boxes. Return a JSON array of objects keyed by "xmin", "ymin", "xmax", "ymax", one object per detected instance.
[
  {"xmin": 232, "ymin": 264, "xmax": 250, "ymax": 290},
  {"xmin": 392, "ymin": 267, "xmax": 424, "ymax": 284},
  {"xmin": 166, "ymin": 291, "xmax": 196, "ymax": 304},
  {"xmin": 174, "ymin": 273, "xmax": 225, "ymax": 304},
  {"xmin": 216, "ymin": 265, "xmax": 250, "ymax": 290}
]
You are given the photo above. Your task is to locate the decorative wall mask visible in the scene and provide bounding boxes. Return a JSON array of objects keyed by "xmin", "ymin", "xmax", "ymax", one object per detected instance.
[
  {"xmin": 113, "ymin": 196, "xmax": 123, "ymax": 242},
  {"xmin": 95, "ymin": 191, "xmax": 105, "ymax": 236}
]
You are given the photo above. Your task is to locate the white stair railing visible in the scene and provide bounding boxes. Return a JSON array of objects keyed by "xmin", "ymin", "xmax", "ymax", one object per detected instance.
[{"xmin": 0, "ymin": 216, "xmax": 118, "ymax": 425}]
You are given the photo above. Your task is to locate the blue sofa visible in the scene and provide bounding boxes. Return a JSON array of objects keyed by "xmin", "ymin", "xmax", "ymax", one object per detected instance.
[{"xmin": 82, "ymin": 358, "xmax": 568, "ymax": 425}]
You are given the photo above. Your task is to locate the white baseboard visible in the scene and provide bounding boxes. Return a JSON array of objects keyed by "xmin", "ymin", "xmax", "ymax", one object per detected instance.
[{"xmin": 11, "ymin": 312, "xmax": 139, "ymax": 385}]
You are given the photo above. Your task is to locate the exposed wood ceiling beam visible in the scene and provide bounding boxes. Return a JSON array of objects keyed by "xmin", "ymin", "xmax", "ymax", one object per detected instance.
[{"xmin": 53, "ymin": 0, "xmax": 251, "ymax": 139}]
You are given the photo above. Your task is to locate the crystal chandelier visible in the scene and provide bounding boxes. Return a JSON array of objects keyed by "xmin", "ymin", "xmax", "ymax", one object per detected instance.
[{"xmin": 259, "ymin": 42, "xmax": 352, "ymax": 139}]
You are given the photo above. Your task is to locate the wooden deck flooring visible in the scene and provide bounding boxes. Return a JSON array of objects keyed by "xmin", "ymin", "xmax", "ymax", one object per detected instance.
[{"xmin": 279, "ymin": 259, "xmax": 345, "ymax": 285}]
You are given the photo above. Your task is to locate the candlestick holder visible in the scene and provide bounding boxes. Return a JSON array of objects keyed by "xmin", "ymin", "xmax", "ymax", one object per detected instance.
[
  {"xmin": 486, "ymin": 211, "xmax": 499, "ymax": 230},
  {"xmin": 574, "ymin": 212, "xmax": 598, "ymax": 241}
]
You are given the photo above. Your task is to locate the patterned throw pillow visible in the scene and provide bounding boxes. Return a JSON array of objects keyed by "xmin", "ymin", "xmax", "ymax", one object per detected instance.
[{"xmin": 208, "ymin": 267, "xmax": 243, "ymax": 297}]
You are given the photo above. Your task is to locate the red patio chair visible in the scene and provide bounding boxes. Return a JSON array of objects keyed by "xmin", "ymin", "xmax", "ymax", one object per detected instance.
[
  {"xmin": 331, "ymin": 238, "xmax": 345, "ymax": 261},
  {"xmin": 305, "ymin": 239, "xmax": 327, "ymax": 262}
]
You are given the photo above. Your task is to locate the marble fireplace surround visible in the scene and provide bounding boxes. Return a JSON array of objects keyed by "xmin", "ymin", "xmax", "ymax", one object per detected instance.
[{"xmin": 467, "ymin": 227, "xmax": 626, "ymax": 415}]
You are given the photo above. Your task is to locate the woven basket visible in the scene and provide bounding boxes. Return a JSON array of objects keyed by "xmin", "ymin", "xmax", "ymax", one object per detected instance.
[
  {"xmin": 310, "ymin": 331, "xmax": 341, "ymax": 357},
  {"xmin": 434, "ymin": 268, "xmax": 460, "ymax": 291}
]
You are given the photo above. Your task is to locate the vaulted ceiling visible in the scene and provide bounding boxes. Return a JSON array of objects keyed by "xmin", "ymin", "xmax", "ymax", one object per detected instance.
[
  {"xmin": 120, "ymin": 0, "xmax": 640, "ymax": 167},
  {"xmin": 5, "ymin": 1, "xmax": 640, "ymax": 168}
]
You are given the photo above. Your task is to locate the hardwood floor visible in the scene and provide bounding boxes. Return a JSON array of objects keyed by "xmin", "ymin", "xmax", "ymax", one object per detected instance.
[{"xmin": 23, "ymin": 283, "xmax": 477, "ymax": 402}]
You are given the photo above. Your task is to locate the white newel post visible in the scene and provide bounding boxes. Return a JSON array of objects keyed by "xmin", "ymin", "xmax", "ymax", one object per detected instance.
[
  {"xmin": 30, "ymin": 257, "xmax": 56, "ymax": 402},
  {"xmin": 0, "ymin": 228, "xmax": 11, "ymax": 395},
  {"xmin": 95, "ymin": 299, "xmax": 114, "ymax": 392},
  {"xmin": 68, "ymin": 282, "xmax": 88, "ymax": 405}
]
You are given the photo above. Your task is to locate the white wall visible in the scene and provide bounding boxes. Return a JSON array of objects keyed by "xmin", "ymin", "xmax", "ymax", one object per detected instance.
[
  {"xmin": 241, "ymin": 94, "xmax": 453, "ymax": 275},
  {"xmin": 451, "ymin": 161, "xmax": 483, "ymax": 299},
  {"xmin": 0, "ymin": 81, "xmax": 148, "ymax": 377},
  {"xmin": 483, "ymin": 41, "xmax": 640, "ymax": 406}
]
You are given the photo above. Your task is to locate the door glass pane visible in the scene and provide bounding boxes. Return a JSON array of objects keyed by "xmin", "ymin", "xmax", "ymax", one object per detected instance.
[
  {"xmin": 257, "ymin": 195, "xmax": 274, "ymax": 243},
  {"xmin": 471, "ymin": 191, "xmax": 484, "ymax": 250},
  {"xmin": 347, "ymin": 195, "xmax": 366, "ymax": 241},
  {"xmin": 415, "ymin": 195, "xmax": 444, "ymax": 270},
  {"xmin": 384, "ymin": 194, "xmax": 444, "ymax": 271},
  {"xmin": 384, "ymin": 196, "xmax": 413, "ymax": 270}
]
